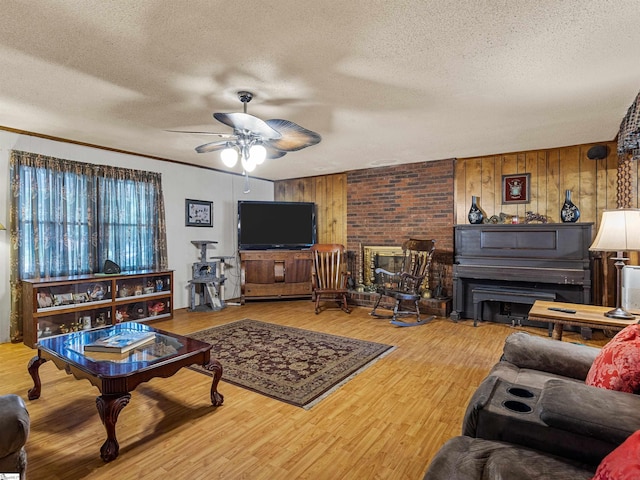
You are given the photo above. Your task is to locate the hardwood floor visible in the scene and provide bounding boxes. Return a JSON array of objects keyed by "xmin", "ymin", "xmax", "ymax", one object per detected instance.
[{"xmin": 1, "ymin": 301, "xmax": 608, "ymax": 480}]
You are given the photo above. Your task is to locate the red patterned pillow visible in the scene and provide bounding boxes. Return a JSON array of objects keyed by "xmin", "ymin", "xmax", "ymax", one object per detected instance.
[
  {"xmin": 585, "ymin": 324, "xmax": 640, "ymax": 393},
  {"xmin": 592, "ymin": 430, "xmax": 640, "ymax": 480}
]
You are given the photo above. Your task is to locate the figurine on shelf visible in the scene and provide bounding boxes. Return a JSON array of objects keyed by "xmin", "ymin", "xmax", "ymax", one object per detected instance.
[
  {"xmin": 155, "ymin": 279, "xmax": 164, "ymax": 292},
  {"xmin": 132, "ymin": 303, "xmax": 145, "ymax": 319},
  {"xmin": 148, "ymin": 302, "xmax": 165, "ymax": 316},
  {"xmin": 524, "ymin": 211, "xmax": 549, "ymax": 224},
  {"xmin": 37, "ymin": 292, "xmax": 53, "ymax": 308},
  {"xmin": 115, "ymin": 309, "xmax": 129, "ymax": 323},
  {"xmin": 134, "ymin": 284, "xmax": 143, "ymax": 296},
  {"xmin": 89, "ymin": 283, "xmax": 105, "ymax": 301},
  {"xmin": 95, "ymin": 313, "xmax": 106, "ymax": 326}
]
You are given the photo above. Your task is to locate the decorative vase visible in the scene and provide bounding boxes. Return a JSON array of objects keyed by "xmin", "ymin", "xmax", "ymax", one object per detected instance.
[
  {"xmin": 468, "ymin": 196, "xmax": 484, "ymax": 224},
  {"xmin": 560, "ymin": 190, "xmax": 580, "ymax": 223}
]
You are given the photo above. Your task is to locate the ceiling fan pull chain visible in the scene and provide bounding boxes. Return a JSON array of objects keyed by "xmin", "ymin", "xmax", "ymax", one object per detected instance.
[{"xmin": 243, "ymin": 172, "xmax": 251, "ymax": 194}]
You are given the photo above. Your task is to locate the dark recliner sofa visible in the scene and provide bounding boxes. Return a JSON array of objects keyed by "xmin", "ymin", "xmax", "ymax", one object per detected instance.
[
  {"xmin": 462, "ymin": 331, "xmax": 640, "ymax": 465},
  {"xmin": 424, "ymin": 331, "xmax": 640, "ymax": 479}
]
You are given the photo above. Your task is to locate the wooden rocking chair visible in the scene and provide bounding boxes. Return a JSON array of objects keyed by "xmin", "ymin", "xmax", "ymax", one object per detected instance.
[
  {"xmin": 370, "ymin": 238, "xmax": 436, "ymax": 326},
  {"xmin": 311, "ymin": 244, "xmax": 351, "ymax": 314}
]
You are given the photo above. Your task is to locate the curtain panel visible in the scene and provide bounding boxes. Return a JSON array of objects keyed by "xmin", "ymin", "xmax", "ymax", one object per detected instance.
[{"xmin": 8, "ymin": 150, "xmax": 168, "ymax": 342}]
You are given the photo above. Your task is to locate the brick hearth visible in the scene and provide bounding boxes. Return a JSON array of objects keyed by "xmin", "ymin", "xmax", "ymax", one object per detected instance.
[{"xmin": 348, "ymin": 291, "xmax": 451, "ymax": 318}]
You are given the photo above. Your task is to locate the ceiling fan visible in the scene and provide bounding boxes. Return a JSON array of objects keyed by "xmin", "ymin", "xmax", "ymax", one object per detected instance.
[{"xmin": 176, "ymin": 91, "xmax": 321, "ymax": 176}]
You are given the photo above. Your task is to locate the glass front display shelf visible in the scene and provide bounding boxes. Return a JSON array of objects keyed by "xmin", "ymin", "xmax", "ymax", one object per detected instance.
[
  {"xmin": 115, "ymin": 274, "xmax": 171, "ymax": 299},
  {"xmin": 37, "ymin": 307, "xmax": 112, "ymax": 339},
  {"xmin": 115, "ymin": 298, "xmax": 171, "ymax": 323},
  {"xmin": 22, "ymin": 271, "xmax": 174, "ymax": 347},
  {"xmin": 36, "ymin": 280, "xmax": 113, "ymax": 313}
]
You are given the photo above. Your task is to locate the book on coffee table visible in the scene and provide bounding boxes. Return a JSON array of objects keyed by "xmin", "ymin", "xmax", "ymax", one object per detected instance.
[{"xmin": 84, "ymin": 331, "xmax": 156, "ymax": 353}]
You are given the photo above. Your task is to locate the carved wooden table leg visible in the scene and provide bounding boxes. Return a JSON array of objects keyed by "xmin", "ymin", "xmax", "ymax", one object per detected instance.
[
  {"xmin": 27, "ymin": 356, "xmax": 47, "ymax": 400},
  {"xmin": 202, "ymin": 359, "xmax": 224, "ymax": 406},
  {"xmin": 96, "ymin": 393, "xmax": 131, "ymax": 462}
]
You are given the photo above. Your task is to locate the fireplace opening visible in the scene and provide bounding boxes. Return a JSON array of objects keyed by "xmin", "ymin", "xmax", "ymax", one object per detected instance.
[{"xmin": 362, "ymin": 246, "xmax": 404, "ymax": 286}]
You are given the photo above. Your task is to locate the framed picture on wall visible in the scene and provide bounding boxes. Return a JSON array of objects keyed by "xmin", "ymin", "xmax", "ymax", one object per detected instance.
[
  {"xmin": 502, "ymin": 173, "xmax": 530, "ymax": 204},
  {"xmin": 185, "ymin": 199, "xmax": 213, "ymax": 227}
]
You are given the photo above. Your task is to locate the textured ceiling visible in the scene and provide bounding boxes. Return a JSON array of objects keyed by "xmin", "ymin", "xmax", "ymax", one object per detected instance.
[{"xmin": 1, "ymin": 1, "xmax": 639, "ymax": 180}]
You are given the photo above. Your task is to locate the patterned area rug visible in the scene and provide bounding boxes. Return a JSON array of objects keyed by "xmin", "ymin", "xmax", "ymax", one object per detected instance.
[{"xmin": 188, "ymin": 319, "xmax": 394, "ymax": 409}]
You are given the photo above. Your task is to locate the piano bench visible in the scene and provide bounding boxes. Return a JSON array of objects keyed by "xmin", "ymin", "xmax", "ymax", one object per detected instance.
[{"xmin": 472, "ymin": 287, "xmax": 556, "ymax": 328}]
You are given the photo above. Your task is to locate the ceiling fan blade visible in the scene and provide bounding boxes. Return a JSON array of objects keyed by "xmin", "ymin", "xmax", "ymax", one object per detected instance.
[
  {"xmin": 266, "ymin": 149, "xmax": 287, "ymax": 159},
  {"xmin": 213, "ymin": 112, "xmax": 282, "ymax": 139},
  {"xmin": 195, "ymin": 140, "xmax": 229, "ymax": 154},
  {"xmin": 166, "ymin": 129, "xmax": 235, "ymax": 138},
  {"xmin": 264, "ymin": 119, "xmax": 321, "ymax": 151}
]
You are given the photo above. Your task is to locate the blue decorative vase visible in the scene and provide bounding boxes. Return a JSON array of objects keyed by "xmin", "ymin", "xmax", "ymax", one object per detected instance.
[
  {"xmin": 560, "ymin": 190, "xmax": 580, "ymax": 223},
  {"xmin": 468, "ymin": 196, "xmax": 484, "ymax": 224}
]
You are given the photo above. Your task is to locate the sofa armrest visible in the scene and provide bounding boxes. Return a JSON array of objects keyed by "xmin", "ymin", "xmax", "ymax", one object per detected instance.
[
  {"xmin": 502, "ymin": 332, "xmax": 599, "ymax": 380},
  {"xmin": 540, "ymin": 378, "xmax": 640, "ymax": 445},
  {"xmin": 461, "ymin": 375, "xmax": 500, "ymax": 437},
  {"xmin": 0, "ymin": 394, "xmax": 30, "ymax": 459}
]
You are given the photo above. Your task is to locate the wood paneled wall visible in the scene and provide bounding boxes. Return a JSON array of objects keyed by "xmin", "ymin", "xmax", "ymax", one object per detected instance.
[
  {"xmin": 454, "ymin": 141, "xmax": 627, "ymax": 228},
  {"xmin": 454, "ymin": 141, "xmax": 640, "ymax": 307},
  {"xmin": 275, "ymin": 141, "xmax": 640, "ymax": 308},
  {"xmin": 274, "ymin": 173, "xmax": 348, "ymax": 245}
]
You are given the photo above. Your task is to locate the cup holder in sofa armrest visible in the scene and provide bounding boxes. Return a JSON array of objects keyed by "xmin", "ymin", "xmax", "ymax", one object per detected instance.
[
  {"xmin": 507, "ymin": 386, "xmax": 535, "ymax": 398},
  {"xmin": 539, "ymin": 378, "xmax": 640, "ymax": 444},
  {"xmin": 503, "ymin": 400, "xmax": 533, "ymax": 413}
]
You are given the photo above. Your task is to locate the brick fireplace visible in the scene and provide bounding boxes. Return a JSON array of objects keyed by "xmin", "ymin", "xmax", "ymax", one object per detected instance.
[{"xmin": 346, "ymin": 159, "xmax": 456, "ymax": 300}]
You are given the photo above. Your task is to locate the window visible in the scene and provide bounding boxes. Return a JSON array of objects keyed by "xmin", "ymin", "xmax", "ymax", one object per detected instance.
[{"xmin": 10, "ymin": 151, "xmax": 167, "ymax": 279}]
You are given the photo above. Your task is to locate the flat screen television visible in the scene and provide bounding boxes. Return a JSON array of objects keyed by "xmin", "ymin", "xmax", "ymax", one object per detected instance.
[{"xmin": 238, "ymin": 201, "xmax": 316, "ymax": 250}]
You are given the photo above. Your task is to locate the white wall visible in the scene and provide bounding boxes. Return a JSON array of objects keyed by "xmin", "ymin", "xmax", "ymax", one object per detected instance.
[{"xmin": 0, "ymin": 131, "xmax": 274, "ymax": 343}]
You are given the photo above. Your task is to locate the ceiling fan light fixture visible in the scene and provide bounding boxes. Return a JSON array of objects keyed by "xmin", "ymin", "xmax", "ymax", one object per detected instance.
[
  {"xmin": 220, "ymin": 146, "xmax": 238, "ymax": 167},
  {"xmin": 186, "ymin": 90, "xmax": 320, "ymax": 181},
  {"xmin": 250, "ymin": 144, "xmax": 267, "ymax": 165},
  {"xmin": 241, "ymin": 155, "xmax": 257, "ymax": 173}
]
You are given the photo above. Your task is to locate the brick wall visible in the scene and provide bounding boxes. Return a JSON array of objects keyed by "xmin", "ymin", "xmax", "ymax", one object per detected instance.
[{"xmin": 346, "ymin": 158, "xmax": 455, "ymax": 295}]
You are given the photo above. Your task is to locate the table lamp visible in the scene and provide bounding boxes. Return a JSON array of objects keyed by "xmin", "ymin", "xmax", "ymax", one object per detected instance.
[{"xmin": 589, "ymin": 208, "xmax": 640, "ymax": 319}]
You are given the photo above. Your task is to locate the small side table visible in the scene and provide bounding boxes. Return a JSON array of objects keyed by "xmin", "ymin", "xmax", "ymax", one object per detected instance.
[{"xmin": 527, "ymin": 300, "xmax": 637, "ymax": 340}]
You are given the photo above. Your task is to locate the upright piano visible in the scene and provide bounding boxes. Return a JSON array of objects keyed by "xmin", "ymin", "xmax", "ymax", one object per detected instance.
[{"xmin": 451, "ymin": 223, "xmax": 593, "ymax": 322}]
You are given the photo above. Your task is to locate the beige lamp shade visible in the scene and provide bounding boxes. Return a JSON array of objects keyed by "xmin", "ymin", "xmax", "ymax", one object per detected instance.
[{"xmin": 589, "ymin": 209, "xmax": 640, "ymax": 252}]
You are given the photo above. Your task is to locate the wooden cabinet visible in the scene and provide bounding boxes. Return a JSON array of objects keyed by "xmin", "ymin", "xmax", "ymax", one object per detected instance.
[
  {"xmin": 240, "ymin": 250, "xmax": 313, "ymax": 302},
  {"xmin": 22, "ymin": 270, "xmax": 173, "ymax": 347}
]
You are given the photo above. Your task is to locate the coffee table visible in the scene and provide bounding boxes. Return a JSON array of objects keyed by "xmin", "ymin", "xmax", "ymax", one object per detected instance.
[{"xmin": 27, "ymin": 322, "xmax": 223, "ymax": 462}]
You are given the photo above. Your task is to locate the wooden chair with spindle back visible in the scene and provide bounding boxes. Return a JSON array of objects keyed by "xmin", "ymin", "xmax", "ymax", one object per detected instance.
[{"xmin": 310, "ymin": 244, "xmax": 351, "ymax": 314}]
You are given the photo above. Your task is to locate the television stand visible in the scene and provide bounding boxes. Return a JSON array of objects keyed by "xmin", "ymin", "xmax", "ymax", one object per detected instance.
[{"xmin": 240, "ymin": 250, "xmax": 313, "ymax": 303}]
